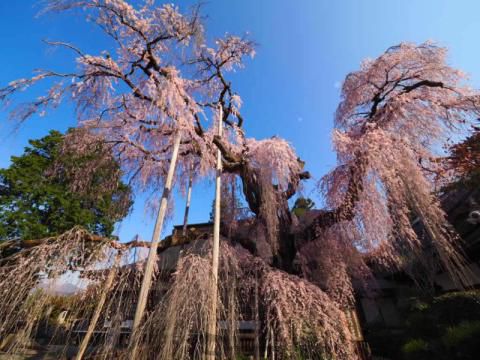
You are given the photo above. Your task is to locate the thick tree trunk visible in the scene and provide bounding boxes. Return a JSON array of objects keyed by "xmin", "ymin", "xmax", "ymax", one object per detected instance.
[
  {"xmin": 237, "ymin": 167, "xmax": 297, "ymax": 271},
  {"xmin": 231, "ymin": 153, "xmax": 365, "ymax": 273}
]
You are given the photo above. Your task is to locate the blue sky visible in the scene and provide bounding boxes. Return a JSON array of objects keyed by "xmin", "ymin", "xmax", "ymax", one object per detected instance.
[{"xmin": 1, "ymin": 0, "xmax": 480, "ymax": 243}]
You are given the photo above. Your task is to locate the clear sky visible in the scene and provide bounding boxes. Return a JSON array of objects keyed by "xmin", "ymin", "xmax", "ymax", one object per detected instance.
[{"xmin": 1, "ymin": 0, "xmax": 480, "ymax": 243}]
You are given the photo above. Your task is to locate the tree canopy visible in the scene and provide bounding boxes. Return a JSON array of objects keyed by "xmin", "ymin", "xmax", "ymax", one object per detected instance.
[
  {"xmin": 0, "ymin": 129, "xmax": 132, "ymax": 241},
  {"xmin": 1, "ymin": 2, "xmax": 477, "ymax": 276},
  {"xmin": 1, "ymin": 2, "xmax": 480, "ymax": 359}
]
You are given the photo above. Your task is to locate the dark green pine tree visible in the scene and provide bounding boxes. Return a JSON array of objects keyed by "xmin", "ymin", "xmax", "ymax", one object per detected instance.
[{"xmin": 0, "ymin": 130, "xmax": 132, "ymax": 241}]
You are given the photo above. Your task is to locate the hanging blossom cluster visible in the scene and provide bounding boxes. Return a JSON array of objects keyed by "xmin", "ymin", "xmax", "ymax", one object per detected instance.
[
  {"xmin": 245, "ymin": 137, "xmax": 301, "ymax": 191},
  {"xmin": 297, "ymin": 224, "xmax": 373, "ymax": 308},
  {"xmin": 0, "ymin": 229, "xmax": 357, "ymax": 360},
  {"xmin": 0, "ymin": 227, "xmax": 150, "ymax": 358},
  {"xmin": 0, "ymin": 227, "xmax": 111, "ymax": 352},
  {"xmin": 131, "ymin": 243, "xmax": 242, "ymax": 360},
  {"xmin": 244, "ymin": 137, "xmax": 302, "ymax": 253},
  {"xmin": 229, "ymin": 245, "xmax": 357, "ymax": 360},
  {"xmin": 320, "ymin": 42, "xmax": 480, "ymax": 283},
  {"xmin": 131, "ymin": 241, "xmax": 357, "ymax": 360},
  {"xmin": 260, "ymin": 268, "xmax": 355, "ymax": 359}
]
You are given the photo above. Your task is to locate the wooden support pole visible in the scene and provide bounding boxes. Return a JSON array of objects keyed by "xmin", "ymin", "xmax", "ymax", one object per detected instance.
[
  {"xmin": 75, "ymin": 251, "xmax": 122, "ymax": 360},
  {"xmin": 271, "ymin": 327, "xmax": 275, "ymax": 360},
  {"xmin": 182, "ymin": 166, "xmax": 194, "ymax": 236},
  {"xmin": 129, "ymin": 132, "xmax": 182, "ymax": 357},
  {"xmin": 206, "ymin": 107, "xmax": 223, "ymax": 360},
  {"xmin": 254, "ymin": 269, "xmax": 260, "ymax": 360},
  {"xmin": 263, "ymin": 333, "xmax": 269, "ymax": 360}
]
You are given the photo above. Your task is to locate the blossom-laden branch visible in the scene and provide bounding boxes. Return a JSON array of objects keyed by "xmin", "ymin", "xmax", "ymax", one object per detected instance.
[
  {"xmin": 314, "ymin": 42, "xmax": 480, "ymax": 284},
  {"xmin": 0, "ymin": 226, "xmax": 152, "ymax": 261},
  {"xmin": 2, "ymin": 1, "xmax": 235, "ymax": 190},
  {"xmin": 1, "ymin": 0, "xmax": 310, "ymax": 265}
]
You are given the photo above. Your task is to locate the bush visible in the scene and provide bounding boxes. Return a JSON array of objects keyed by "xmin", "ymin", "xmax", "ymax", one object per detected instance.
[
  {"xmin": 432, "ymin": 291, "xmax": 480, "ymax": 325},
  {"xmin": 402, "ymin": 338, "xmax": 430, "ymax": 360},
  {"xmin": 439, "ymin": 320, "xmax": 480, "ymax": 359},
  {"xmin": 443, "ymin": 321, "xmax": 480, "ymax": 348},
  {"xmin": 401, "ymin": 291, "xmax": 480, "ymax": 360},
  {"xmin": 367, "ymin": 290, "xmax": 480, "ymax": 359}
]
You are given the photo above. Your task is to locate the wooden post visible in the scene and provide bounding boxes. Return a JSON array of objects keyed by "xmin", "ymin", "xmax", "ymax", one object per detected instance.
[
  {"xmin": 228, "ymin": 178, "xmax": 236, "ymax": 239},
  {"xmin": 263, "ymin": 334, "xmax": 269, "ymax": 360},
  {"xmin": 182, "ymin": 166, "xmax": 194, "ymax": 236},
  {"xmin": 206, "ymin": 107, "xmax": 223, "ymax": 360},
  {"xmin": 75, "ymin": 251, "xmax": 122, "ymax": 360},
  {"xmin": 129, "ymin": 132, "xmax": 182, "ymax": 356},
  {"xmin": 228, "ymin": 277, "xmax": 236, "ymax": 359},
  {"xmin": 254, "ymin": 269, "xmax": 260, "ymax": 360},
  {"xmin": 271, "ymin": 327, "xmax": 275, "ymax": 360}
]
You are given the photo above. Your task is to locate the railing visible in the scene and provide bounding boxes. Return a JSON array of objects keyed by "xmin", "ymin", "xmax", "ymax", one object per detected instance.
[{"xmin": 237, "ymin": 333, "xmax": 255, "ymax": 355}]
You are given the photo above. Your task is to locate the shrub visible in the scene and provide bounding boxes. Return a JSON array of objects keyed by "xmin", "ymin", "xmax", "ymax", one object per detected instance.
[
  {"xmin": 402, "ymin": 338, "xmax": 430, "ymax": 360},
  {"xmin": 432, "ymin": 291, "xmax": 480, "ymax": 325},
  {"xmin": 443, "ymin": 321, "xmax": 480, "ymax": 348}
]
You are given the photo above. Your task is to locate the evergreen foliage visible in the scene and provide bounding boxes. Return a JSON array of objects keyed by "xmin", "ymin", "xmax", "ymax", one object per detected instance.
[{"xmin": 0, "ymin": 130, "xmax": 132, "ymax": 241}]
